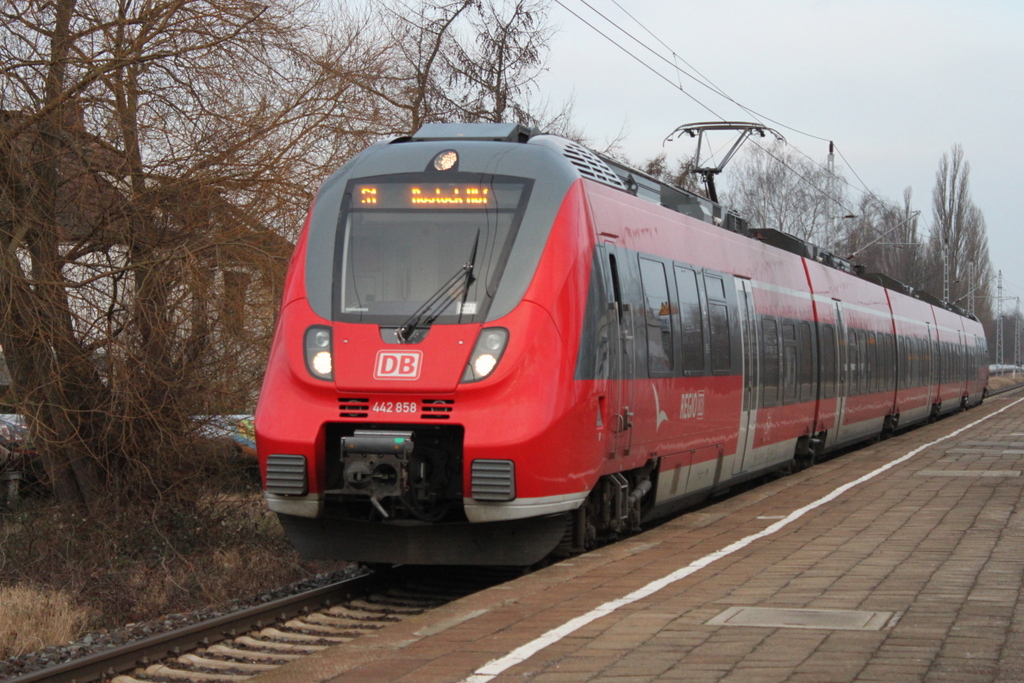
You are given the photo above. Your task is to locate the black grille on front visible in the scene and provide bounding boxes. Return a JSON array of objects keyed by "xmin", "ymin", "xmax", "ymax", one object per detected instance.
[
  {"xmin": 421, "ymin": 399, "xmax": 454, "ymax": 420},
  {"xmin": 471, "ymin": 459, "xmax": 515, "ymax": 502},
  {"xmin": 266, "ymin": 454, "xmax": 308, "ymax": 496},
  {"xmin": 338, "ymin": 397, "xmax": 369, "ymax": 418}
]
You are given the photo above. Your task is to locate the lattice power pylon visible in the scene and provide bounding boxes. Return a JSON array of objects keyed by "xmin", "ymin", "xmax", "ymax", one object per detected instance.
[{"xmin": 1016, "ymin": 297, "xmax": 1021, "ymax": 378}]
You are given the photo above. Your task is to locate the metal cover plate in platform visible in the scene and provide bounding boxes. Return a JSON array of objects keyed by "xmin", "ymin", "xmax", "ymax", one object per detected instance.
[
  {"xmin": 915, "ymin": 470, "xmax": 1020, "ymax": 477},
  {"xmin": 707, "ymin": 606, "xmax": 896, "ymax": 631}
]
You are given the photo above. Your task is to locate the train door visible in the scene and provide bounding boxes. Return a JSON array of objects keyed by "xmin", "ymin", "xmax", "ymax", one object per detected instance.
[
  {"xmin": 826, "ymin": 300, "xmax": 848, "ymax": 448},
  {"xmin": 734, "ymin": 278, "xmax": 758, "ymax": 474},
  {"xmin": 604, "ymin": 245, "xmax": 636, "ymax": 457}
]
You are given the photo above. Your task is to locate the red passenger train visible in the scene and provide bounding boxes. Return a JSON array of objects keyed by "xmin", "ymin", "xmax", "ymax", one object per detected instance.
[{"xmin": 255, "ymin": 123, "xmax": 987, "ymax": 565}]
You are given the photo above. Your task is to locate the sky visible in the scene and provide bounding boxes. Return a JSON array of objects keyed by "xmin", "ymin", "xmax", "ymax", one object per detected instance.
[{"xmin": 535, "ymin": 0, "xmax": 1024, "ymax": 307}]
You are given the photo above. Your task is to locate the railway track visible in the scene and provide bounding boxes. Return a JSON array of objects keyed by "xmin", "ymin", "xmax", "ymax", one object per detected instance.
[
  {"xmin": 9, "ymin": 382, "xmax": 1023, "ymax": 683},
  {"xmin": 7, "ymin": 565, "xmax": 517, "ymax": 683}
]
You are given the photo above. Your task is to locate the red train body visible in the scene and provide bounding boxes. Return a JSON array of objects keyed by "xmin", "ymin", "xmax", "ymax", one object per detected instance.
[{"xmin": 255, "ymin": 123, "xmax": 987, "ymax": 565}]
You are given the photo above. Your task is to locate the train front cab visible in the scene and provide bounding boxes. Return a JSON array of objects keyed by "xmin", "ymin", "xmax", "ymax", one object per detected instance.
[{"xmin": 256, "ymin": 126, "xmax": 642, "ymax": 565}]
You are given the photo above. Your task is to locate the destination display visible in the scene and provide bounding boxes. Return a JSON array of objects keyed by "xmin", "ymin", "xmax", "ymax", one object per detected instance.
[{"xmin": 353, "ymin": 182, "xmax": 521, "ymax": 209}]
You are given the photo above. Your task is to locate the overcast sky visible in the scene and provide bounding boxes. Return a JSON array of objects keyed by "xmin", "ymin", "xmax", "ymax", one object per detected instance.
[{"xmin": 536, "ymin": 0, "xmax": 1024, "ymax": 305}]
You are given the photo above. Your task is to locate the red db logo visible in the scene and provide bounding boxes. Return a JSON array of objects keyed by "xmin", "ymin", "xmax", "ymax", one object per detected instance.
[{"xmin": 374, "ymin": 351, "xmax": 422, "ymax": 380}]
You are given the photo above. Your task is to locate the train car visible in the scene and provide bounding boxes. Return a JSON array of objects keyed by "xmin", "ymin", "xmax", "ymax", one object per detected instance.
[{"xmin": 255, "ymin": 122, "xmax": 988, "ymax": 566}]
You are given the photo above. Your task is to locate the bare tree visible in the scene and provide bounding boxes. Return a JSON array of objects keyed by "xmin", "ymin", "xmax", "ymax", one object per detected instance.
[
  {"xmin": 636, "ymin": 151, "xmax": 705, "ymax": 196},
  {"xmin": 0, "ymin": 0, "xmax": 389, "ymax": 510},
  {"xmin": 925, "ymin": 144, "xmax": 992, "ymax": 317},
  {"xmin": 445, "ymin": 0, "xmax": 552, "ymax": 124},
  {"xmin": 365, "ymin": 0, "xmax": 476, "ymax": 135},
  {"xmin": 723, "ymin": 141, "xmax": 845, "ymax": 248},
  {"xmin": 366, "ymin": 0, "xmax": 563, "ymax": 135},
  {"xmin": 842, "ymin": 189, "xmax": 929, "ymax": 290}
]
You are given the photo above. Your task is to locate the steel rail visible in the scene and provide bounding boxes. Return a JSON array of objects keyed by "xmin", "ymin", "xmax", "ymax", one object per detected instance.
[
  {"xmin": 7, "ymin": 567, "xmax": 405, "ymax": 683},
  {"xmin": 987, "ymin": 381, "xmax": 1024, "ymax": 398},
  {"xmin": 8, "ymin": 382, "xmax": 1024, "ymax": 683}
]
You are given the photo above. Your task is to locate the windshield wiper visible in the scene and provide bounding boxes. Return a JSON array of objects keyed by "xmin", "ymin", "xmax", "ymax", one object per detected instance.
[{"xmin": 397, "ymin": 231, "xmax": 480, "ymax": 343}]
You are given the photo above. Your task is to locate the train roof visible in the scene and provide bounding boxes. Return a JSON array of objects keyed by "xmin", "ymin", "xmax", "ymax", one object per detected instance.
[{"xmin": 401, "ymin": 123, "xmax": 976, "ymax": 323}]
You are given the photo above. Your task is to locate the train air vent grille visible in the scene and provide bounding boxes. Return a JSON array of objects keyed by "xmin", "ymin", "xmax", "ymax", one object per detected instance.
[
  {"xmin": 471, "ymin": 459, "xmax": 515, "ymax": 502},
  {"xmin": 421, "ymin": 399, "xmax": 454, "ymax": 420},
  {"xmin": 266, "ymin": 454, "xmax": 308, "ymax": 496},
  {"xmin": 561, "ymin": 142, "xmax": 625, "ymax": 189},
  {"xmin": 338, "ymin": 398, "xmax": 369, "ymax": 418}
]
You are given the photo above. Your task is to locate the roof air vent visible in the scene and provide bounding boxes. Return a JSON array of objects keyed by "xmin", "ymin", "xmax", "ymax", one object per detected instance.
[{"xmin": 559, "ymin": 142, "xmax": 626, "ymax": 189}]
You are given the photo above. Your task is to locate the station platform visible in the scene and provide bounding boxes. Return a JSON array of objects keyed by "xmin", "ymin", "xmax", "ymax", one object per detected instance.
[{"xmin": 256, "ymin": 390, "xmax": 1024, "ymax": 683}]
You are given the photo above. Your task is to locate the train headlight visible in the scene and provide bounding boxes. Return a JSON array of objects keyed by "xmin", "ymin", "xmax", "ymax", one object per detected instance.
[
  {"xmin": 461, "ymin": 328, "xmax": 508, "ymax": 383},
  {"xmin": 304, "ymin": 325, "xmax": 333, "ymax": 380}
]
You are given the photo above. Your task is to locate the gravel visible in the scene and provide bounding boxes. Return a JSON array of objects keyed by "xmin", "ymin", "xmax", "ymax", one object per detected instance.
[{"xmin": 0, "ymin": 565, "xmax": 365, "ymax": 681}]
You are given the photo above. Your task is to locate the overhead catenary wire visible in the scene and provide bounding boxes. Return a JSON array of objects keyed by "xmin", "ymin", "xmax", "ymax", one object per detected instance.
[
  {"xmin": 549, "ymin": 0, "xmax": 724, "ymax": 121},
  {"xmin": 554, "ymin": 0, "xmax": 859, "ymax": 216},
  {"xmin": 603, "ymin": 0, "xmax": 833, "ymax": 147},
  {"xmin": 556, "ymin": 0, "xmax": 923, "ymax": 219}
]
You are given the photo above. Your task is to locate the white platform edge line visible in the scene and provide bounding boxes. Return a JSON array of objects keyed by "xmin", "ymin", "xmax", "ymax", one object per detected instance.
[{"xmin": 461, "ymin": 396, "xmax": 1024, "ymax": 683}]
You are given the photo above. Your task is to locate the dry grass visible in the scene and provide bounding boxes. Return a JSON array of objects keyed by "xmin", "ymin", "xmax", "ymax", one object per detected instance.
[
  {"xmin": 0, "ymin": 585, "xmax": 92, "ymax": 659},
  {"xmin": 0, "ymin": 454, "xmax": 347, "ymax": 659},
  {"xmin": 988, "ymin": 375, "xmax": 1024, "ymax": 392}
]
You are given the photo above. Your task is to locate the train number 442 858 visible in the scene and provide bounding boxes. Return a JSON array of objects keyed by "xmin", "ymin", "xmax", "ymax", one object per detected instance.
[{"xmin": 371, "ymin": 401, "xmax": 418, "ymax": 414}]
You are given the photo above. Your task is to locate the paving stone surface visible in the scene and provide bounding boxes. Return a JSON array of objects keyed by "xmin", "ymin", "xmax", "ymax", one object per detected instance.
[{"xmin": 254, "ymin": 391, "xmax": 1024, "ymax": 683}]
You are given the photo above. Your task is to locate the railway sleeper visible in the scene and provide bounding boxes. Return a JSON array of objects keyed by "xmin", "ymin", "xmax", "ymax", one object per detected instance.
[
  {"xmin": 326, "ymin": 604, "xmax": 402, "ymax": 621},
  {"xmin": 177, "ymin": 653, "xmax": 277, "ymax": 673},
  {"xmin": 280, "ymin": 618, "xmax": 365, "ymax": 637},
  {"xmin": 345, "ymin": 598, "xmax": 427, "ymax": 613},
  {"xmin": 257, "ymin": 626, "xmax": 352, "ymax": 643},
  {"xmin": 233, "ymin": 635, "xmax": 327, "ymax": 652},
  {"xmin": 204, "ymin": 643, "xmax": 302, "ymax": 662},
  {"xmin": 368, "ymin": 591, "xmax": 447, "ymax": 606},
  {"xmin": 141, "ymin": 663, "xmax": 250, "ymax": 681},
  {"xmin": 303, "ymin": 612, "xmax": 387, "ymax": 629}
]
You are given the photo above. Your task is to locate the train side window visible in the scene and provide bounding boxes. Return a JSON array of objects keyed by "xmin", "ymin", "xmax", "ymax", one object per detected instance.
[
  {"xmin": 704, "ymin": 273, "xmax": 731, "ymax": 375},
  {"xmin": 922, "ymin": 337, "xmax": 930, "ymax": 385},
  {"xmin": 878, "ymin": 333, "xmax": 886, "ymax": 391},
  {"xmin": 639, "ymin": 257, "xmax": 673, "ymax": 376},
  {"xmin": 865, "ymin": 331, "xmax": 876, "ymax": 394},
  {"xmin": 897, "ymin": 333, "xmax": 905, "ymax": 387},
  {"xmin": 709, "ymin": 303, "xmax": 731, "ymax": 373},
  {"xmin": 881, "ymin": 333, "xmax": 889, "ymax": 391},
  {"xmin": 848, "ymin": 330, "xmax": 860, "ymax": 395},
  {"xmin": 909, "ymin": 335, "xmax": 917, "ymax": 387},
  {"xmin": 798, "ymin": 321, "xmax": 814, "ymax": 402},
  {"xmin": 761, "ymin": 317, "xmax": 780, "ymax": 407},
  {"xmin": 921, "ymin": 337, "xmax": 928, "ymax": 385},
  {"xmin": 909, "ymin": 337, "xmax": 917, "ymax": 387},
  {"xmin": 782, "ymin": 321, "xmax": 797, "ymax": 404},
  {"xmin": 884, "ymin": 334, "xmax": 894, "ymax": 391},
  {"xmin": 925, "ymin": 337, "xmax": 933, "ymax": 383},
  {"xmin": 876, "ymin": 332, "xmax": 883, "ymax": 392},
  {"xmin": 674, "ymin": 266, "xmax": 704, "ymax": 375},
  {"xmin": 882, "ymin": 334, "xmax": 890, "ymax": 390},
  {"xmin": 821, "ymin": 324, "xmax": 836, "ymax": 399},
  {"xmin": 859, "ymin": 332, "xmax": 869, "ymax": 394},
  {"xmin": 705, "ymin": 275, "xmax": 726, "ymax": 300}
]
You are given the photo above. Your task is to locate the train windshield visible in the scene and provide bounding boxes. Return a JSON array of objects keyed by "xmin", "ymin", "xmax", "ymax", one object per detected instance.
[{"xmin": 336, "ymin": 175, "xmax": 531, "ymax": 326}]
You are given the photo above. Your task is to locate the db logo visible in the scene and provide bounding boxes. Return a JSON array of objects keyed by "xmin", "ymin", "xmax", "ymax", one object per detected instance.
[{"xmin": 374, "ymin": 351, "xmax": 422, "ymax": 380}]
